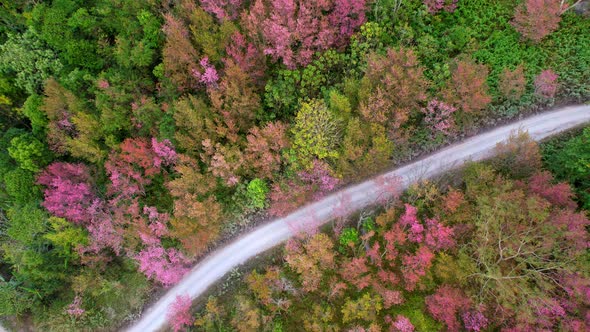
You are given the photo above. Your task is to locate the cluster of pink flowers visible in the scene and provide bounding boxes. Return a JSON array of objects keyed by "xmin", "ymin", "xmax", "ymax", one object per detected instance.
[
  {"xmin": 534, "ymin": 69, "xmax": 559, "ymax": 98},
  {"xmin": 192, "ymin": 57, "xmax": 219, "ymax": 87},
  {"xmin": 422, "ymin": 99, "xmax": 457, "ymax": 136},
  {"xmin": 66, "ymin": 295, "xmax": 85, "ymax": 317},
  {"xmin": 423, "ymin": 0, "xmax": 458, "ymax": 14},
  {"xmin": 37, "ymin": 162, "xmax": 95, "ymax": 224}
]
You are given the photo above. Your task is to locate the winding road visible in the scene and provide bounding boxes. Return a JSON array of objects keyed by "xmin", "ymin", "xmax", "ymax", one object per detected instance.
[{"xmin": 127, "ymin": 104, "xmax": 590, "ymax": 332}]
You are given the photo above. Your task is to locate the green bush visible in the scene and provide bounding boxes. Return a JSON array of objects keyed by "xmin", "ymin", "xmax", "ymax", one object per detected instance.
[{"xmin": 246, "ymin": 178, "xmax": 269, "ymax": 210}]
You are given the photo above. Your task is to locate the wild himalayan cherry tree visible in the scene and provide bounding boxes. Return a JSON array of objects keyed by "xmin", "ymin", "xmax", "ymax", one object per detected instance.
[
  {"xmin": 167, "ymin": 294, "xmax": 194, "ymax": 332},
  {"xmin": 421, "ymin": 99, "xmax": 457, "ymax": 136},
  {"xmin": 426, "ymin": 285, "xmax": 473, "ymax": 332},
  {"xmin": 534, "ymin": 69, "xmax": 559, "ymax": 98},
  {"xmin": 443, "ymin": 58, "xmax": 492, "ymax": 113},
  {"xmin": 498, "ymin": 65, "xmax": 527, "ymax": 100},
  {"xmin": 105, "ymin": 137, "xmax": 177, "ymax": 201},
  {"xmin": 360, "ymin": 47, "xmax": 428, "ymax": 129},
  {"xmin": 201, "ymin": 0, "xmax": 244, "ymax": 21},
  {"xmin": 423, "ymin": 0, "xmax": 458, "ymax": 14},
  {"xmin": 390, "ymin": 315, "xmax": 415, "ymax": 332},
  {"xmin": 512, "ymin": 0, "xmax": 562, "ymax": 42},
  {"xmin": 243, "ymin": 0, "xmax": 367, "ymax": 68},
  {"xmin": 224, "ymin": 32, "xmax": 267, "ymax": 85},
  {"xmin": 37, "ymin": 162, "xmax": 95, "ymax": 224},
  {"xmin": 244, "ymin": 121, "xmax": 290, "ymax": 180}
]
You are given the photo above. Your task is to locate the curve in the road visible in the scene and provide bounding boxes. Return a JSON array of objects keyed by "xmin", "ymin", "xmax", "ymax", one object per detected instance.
[{"xmin": 127, "ymin": 104, "xmax": 590, "ymax": 332}]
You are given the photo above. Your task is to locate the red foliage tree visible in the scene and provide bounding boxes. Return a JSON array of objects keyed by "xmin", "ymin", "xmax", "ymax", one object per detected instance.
[
  {"xmin": 401, "ymin": 245, "xmax": 434, "ymax": 291},
  {"xmin": 340, "ymin": 257, "xmax": 372, "ymax": 290},
  {"xmin": 167, "ymin": 294, "xmax": 194, "ymax": 332},
  {"xmin": 443, "ymin": 58, "xmax": 492, "ymax": 114},
  {"xmin": 361, "ymin": 48, "xmax": 428, "ymax": 129},
  {"xmin": 38, "ymin": 162, "xmax": 95, "ymax": 224},
  {"xmin": 105, "ymin": 137, "xmax": 176, "ymax": 200},
  {"xmin": 426, "ymin": 285, "xmax": 471, "ymax": 332},
  {"xmin": 512, "ymin": 0, "xmax": 562, "ymax": 42},
  {"xmin": 498, "ymin": 65, "xmax": 527, "ymax": 100},
  {"xmin": 242, "ymin": 0, "xmax": 366, "ymax": 68},
  {"xmin": 527, "ymin": 171, "xmax": 576, "ymax": 209},
  {"xmin": 424, "ymin": 218, "xmax": 455, "ymax": 251},
  {"xmin": 534, "ymin": 69, "xmax": 559, "ymax": 98},
  {"xmin": 244, "ymin": 121, "xmax": 289, "ymax": 179}
]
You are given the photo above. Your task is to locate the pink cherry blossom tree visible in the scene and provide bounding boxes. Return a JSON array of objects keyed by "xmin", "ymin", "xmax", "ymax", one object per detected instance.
[
  {"xmin": 38, "ymin": 162, "xmax": 96, "ymax": 224},
  {"xmin": 167, "ymin": 294, "xmax": 194, "ymax": 332},
  {"xmin": 534, "ymin": 69, "xmax": 559, "ymax": 98}
]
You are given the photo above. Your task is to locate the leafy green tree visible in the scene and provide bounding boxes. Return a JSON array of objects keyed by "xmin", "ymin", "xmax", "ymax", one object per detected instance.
[
  {"xmin": 3, "ymin": 168, "xmax": 41, "ymax": 205},
  {"xmin": 7, "ymin": 133, "xmax": 51, "ymax": 172},
  {"xmin": 0, "ymin": 29, "xmax": 63, "ymax": 94},
  {"xmin": 20, "ymin": 94, "xmax": 47, "ymax": 136},
  {"xmin": 246, "ymin": 178, "xmax": 269, "ymax": 210},
  {"xmin": 291, "ymin": 100, "xmax": 342, "ymax": 167}
]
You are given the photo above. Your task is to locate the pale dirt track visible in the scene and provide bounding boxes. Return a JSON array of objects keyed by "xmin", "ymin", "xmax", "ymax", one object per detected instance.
[{"xmin": 127, "ymin": 104, "xmax": 590, "ymax": 332}]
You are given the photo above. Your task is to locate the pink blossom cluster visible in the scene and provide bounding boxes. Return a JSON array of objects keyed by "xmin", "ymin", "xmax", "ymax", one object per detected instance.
[
  {"xmin": 200, "ymin": 0, "xmax": 244, "ymax": 21},
  {"xmin": 462, "ymin": 310, "xmax": 489, "ymax": 332},
  {"xmin": 167, "ymin": 294, "xmax": 194, "ymax": 332},
  {"xmin": 135, "ymin": 246, "xmax": 190, "ymax": 286},
  {"xmin": 245, "ymin": 0, "xmax": 367, "ymax": 68},
  {"xmin": 392, "ymin": 315, "xmax": 415, "ymax": 332},
  {"xmin": 151, "ymin": 138, "xmax": 178, "ymax": 168},
  {"xmin": 38, "ymin": 162, "xmax": 95, "ymax": 224},
  {"xmin": 423, "ymin": 0, "xmax": 458, "ymax": 14},
  {"xmin": 534, "ymin": 69, "xmax": 558, "ymax": 98},
  {"xmin": 66, "ymin": 295, "xmax": 85, "ymax": 317},
  {"xmin": 192, "ymin": 57, "xmax": 219, "ymax": 87},
  {"xmin": 298, "ymin": 160, "xmax": 341, "ymax": 199},
  {"xmin": 422, "ymin": 99, "xmax": 457, "ymax": 136}
]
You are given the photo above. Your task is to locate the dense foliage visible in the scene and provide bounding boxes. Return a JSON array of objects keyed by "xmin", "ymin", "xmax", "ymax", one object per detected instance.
[
  {"xmin": 0, "ymin": 0, "xmax": 588, "ymax": 330},
  {"xmin": 194, "ymin": 134, "xmax": 590, "ymax": 331}
]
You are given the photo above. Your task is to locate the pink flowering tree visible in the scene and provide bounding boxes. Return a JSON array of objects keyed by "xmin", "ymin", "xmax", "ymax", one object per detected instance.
[
  {"xmin": 462, "ymin": 309, "xmax": 489, "ymax": 332},
  {"xmin": 426, "ymin": 285, "xmax": 471, "ymax": 331},
  {"xmin": 225, "ymin": 32, "xmax": 267, "ymax": 85},
  {"xmin": 192, "ymin": 57, "xmax": 219, "ymax": 87},
  {"xmin": 534, "ymin": 69, "xmax": 559, "ymax": 98},
  {"xmin": 38, "ymin": 162, "xmax": 96, "ymax": 224},
  {"xmin": 298, "ymin": 160, "xmax": 341, "ymax": 199},
  {"xmin": 422, "ymin": 99, "xmax": 457, "ymax": 137},
  {"xmin": 167, "ymin": 294, "xmax": 194, "ymax": 332},
  {"xmin": 424, "ymin": 218, "xmax": 455, "ymax": 250},
  {"xmin": 201, "ymin": 0, "xmax": 244, "ymax": 21},
  {"xmin": 243, "ymin": 0, "xmax": 367, "ymax": 68},
  {"xmin": 391, "ymin": 315, "xmax": 415, "ymax": 332},
  {"xmin": 512, "ymin": 0, "xmax": 562, "ymax": 42},
  {"xmin": 423, "ymin": 0, "xmax": 458, "ymax": 14},
  {"xmin": 399, "ymin": 204, "xmax": 424, "ymax": 243},
  {"xmin": 401, "ymin": 245, "xmax": 434, "ymax": 291},
  {"xmin": 135, "ymin": 245, "xmax": 190, "ymax": 286}
]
